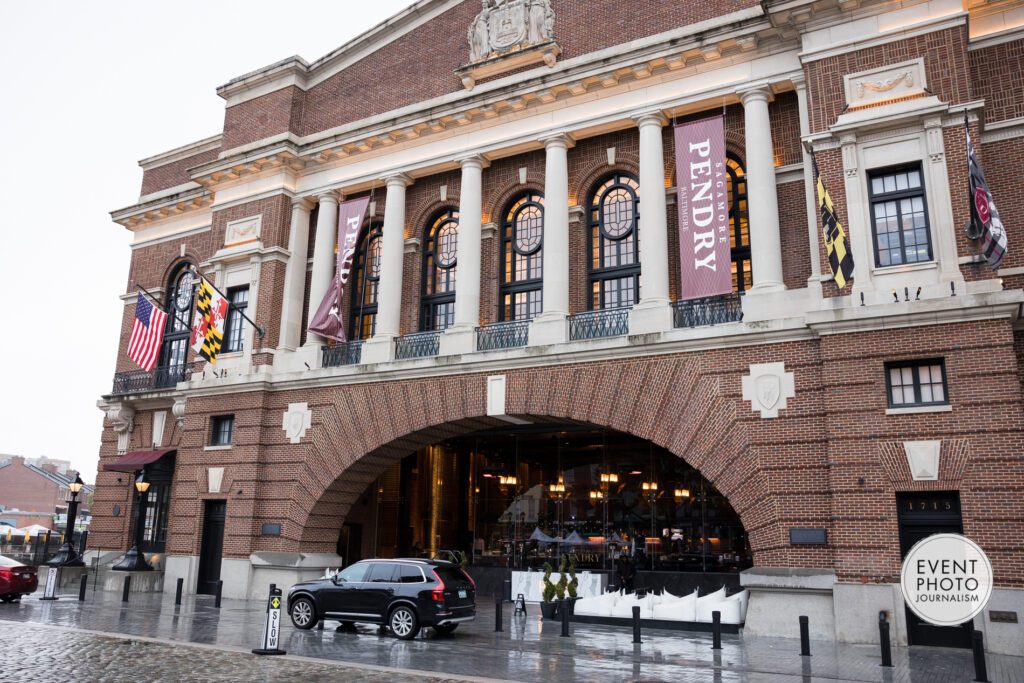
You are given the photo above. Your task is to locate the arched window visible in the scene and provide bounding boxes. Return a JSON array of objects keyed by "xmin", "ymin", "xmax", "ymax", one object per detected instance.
[
  {"xmin": 349, "ymin": 221, "xmax": 383, "ymax": 340},
  {"xmin": 588, "ymin": 172, "xmax": 640, "ymax": 310},
  {"xmin": 421, "ymin": 209, "xmax": 459, "ymax": 331},
  {"xmin": 160, "ymin": 262, "xmax": 195, "ymax": 373},
  {"xmin": 500, "ymin": 191, "xmax": 544, "ymax": 320},
  {"xmin": 727, "ymin": 153, "xmax": 752, "ymax": 292}
]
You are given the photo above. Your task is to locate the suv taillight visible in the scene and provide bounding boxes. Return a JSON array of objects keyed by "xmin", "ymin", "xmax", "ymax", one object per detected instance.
[{"xmin": 431, "ymin": 569, "xmax": 446, "ymax": 602}]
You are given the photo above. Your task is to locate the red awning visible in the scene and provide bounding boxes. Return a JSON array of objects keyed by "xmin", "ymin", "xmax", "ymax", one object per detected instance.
[{"xmin": 102, "ymin": 448, "xmax": 176, "ymax": 472}]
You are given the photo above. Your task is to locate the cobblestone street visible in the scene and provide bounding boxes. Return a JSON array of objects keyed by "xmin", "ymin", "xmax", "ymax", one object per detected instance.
[{"xmin": 1, "ymin": 590, "xmax": 1022, "ymax": 682}]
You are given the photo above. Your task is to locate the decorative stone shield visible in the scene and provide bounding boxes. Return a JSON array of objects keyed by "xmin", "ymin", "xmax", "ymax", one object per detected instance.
[
  {"xmin": 741, "ymin": 362, "xmax": 795, "ymax": 419},
  {"xmin": 489, "ymin": 2, "xmax": 528, "ymax": 50}
]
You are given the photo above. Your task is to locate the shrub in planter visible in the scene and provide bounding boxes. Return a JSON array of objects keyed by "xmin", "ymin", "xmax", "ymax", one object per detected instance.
[
  {"xmin": 540, "ymin": 562, "xmax": 558, "ymax": 620},
  {"xmin": 566, "ymin": 556, "xmax": 580, "ymax": 615}
]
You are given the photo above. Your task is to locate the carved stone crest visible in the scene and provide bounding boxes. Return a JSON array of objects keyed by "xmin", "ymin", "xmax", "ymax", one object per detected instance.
[
  {"xmin": 469, "ymin": 0, "xmax": 556, "ymax": 63},
  {"xmin": 282, "ymin": 402, "xmax": 312, "ymax": 444},
  {"xmin": 741, "ymin": 362, "xmax": 795, "ymax": 419}
]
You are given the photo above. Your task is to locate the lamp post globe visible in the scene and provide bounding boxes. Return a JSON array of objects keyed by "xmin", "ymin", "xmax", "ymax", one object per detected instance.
[
  {"xmin": 45, "ymin": 474, "xmax": 86, "ymax": 567},
  {"xmin": 112, "ymin": 472, "xmax": 154, "ymax": 572}
]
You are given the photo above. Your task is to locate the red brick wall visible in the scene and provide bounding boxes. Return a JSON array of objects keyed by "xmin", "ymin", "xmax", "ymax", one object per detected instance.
[
  {"xmin": 140, "ymin": 147, "xmax": 220, "ymax": 196},
  {"xmin": 805, "ymin": 26, "xmax": 971, "ymax": 134},
  {"xmin": 970, "ymin": 38, "xmax": 1024, "ymax": 124},
  {"xmin": 223, "ymin": 0, "xmax": 759, "ymax": 149},
  {"xmin": 88, "ymin": 318, "xmax": 1024, "ymax": 586}
]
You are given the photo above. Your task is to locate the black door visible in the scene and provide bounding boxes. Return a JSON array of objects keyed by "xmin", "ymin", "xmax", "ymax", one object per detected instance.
[
  {"xmin": 337, "ymin": 523, "xmax": 363, "ymax": 566},
  {"xmin": 197, "ymin": 500, "xmax": 226, "ymax": 595},
  {"xmin": 896, "ymin": 492, "xmax": 972, "ymax": 648}
]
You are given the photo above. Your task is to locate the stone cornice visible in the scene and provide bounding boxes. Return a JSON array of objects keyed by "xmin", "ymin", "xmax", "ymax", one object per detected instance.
[
  {"xmin": 138, "ymin": 134, "xmax": 222, "ymax": 170},
  {"xmin": 110, "ymin": 186, "xmax": 214, "ymax": 229}
]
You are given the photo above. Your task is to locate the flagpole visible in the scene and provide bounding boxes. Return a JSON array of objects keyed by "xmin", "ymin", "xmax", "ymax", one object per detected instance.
[
  {"xmin": 137, "ymin": 285, "xmax": 191, "ymax": 331},
  {"xmin": 189, "ymin": 267, "xmax": 266, "ymax": 338}
]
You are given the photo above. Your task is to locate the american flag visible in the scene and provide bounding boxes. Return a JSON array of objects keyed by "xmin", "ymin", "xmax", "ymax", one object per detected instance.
[{"xmin": 127, "ymin": 292, "xmax": 168, "ymax": 372}]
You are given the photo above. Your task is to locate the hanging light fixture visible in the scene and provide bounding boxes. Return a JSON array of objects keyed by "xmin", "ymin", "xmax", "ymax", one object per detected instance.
[
  {"xmin": 589, "ymin": 490, "xmax": 604, "ymax": 500},
  {"xmin": 599, "ymin": 472, "xmax": 618, "ymax": 484},
  {"xmin": 674, "ymin": 487, "xmax": 691, "ymax": 501},
  {"xmin": 642, "ymin": 481, "xmax": 658, "ymax": 492}
]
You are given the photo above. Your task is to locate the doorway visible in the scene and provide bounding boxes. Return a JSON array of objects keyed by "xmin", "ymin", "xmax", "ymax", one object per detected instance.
[
  {"xmin": 896, "ymin": 491, "xmax": 972, "ymax": 648},
  {"xmin": 197, "ymin": 500, "xmax": 226, "ymax": 595}
]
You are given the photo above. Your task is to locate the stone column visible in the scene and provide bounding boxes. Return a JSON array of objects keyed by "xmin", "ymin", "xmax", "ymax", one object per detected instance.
[
  {"xmin": 630, "ymin": 111, "xmax": 674, "ymax": 335},
  {"xmin": 740, "ymin": 86, "xmax": 786, "ymax": 292},
  {"xmin": 794, "ymin": 76, "xmax": 824, "ymax": 301},
  {"xmin": 362, "ymin": 174, "xmax": 412, "ymax": 364},
  {"xmin": 530, "ymin": 134, "xmax": 572, "ymax": 346},
  {"xmin": 305, "ymin": 192, "xmax": 340, "ymax": 347},
  {"xmin": 440, "ymin": 155, "xmax": 488, "ymax": 355},
  {"xmin": 277, "ymin": 197, "xmax": 314, "ymax": 351}
]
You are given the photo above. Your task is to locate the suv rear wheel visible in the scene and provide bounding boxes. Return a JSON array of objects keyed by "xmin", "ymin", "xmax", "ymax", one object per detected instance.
[
  {"xmin": 388, "ymin": 605, "xmax": 420, "ymax": 640},
  {"xmin": 289, "ymin": 596, "xmax": 317, "ymax": 630}
]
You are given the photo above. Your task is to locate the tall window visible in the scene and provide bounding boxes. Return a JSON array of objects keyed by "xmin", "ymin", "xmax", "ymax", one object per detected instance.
[
  {"xmin": 869, "ymin": 165, "xmax": 931, "ymax": 267},
  {"xmin": 421, "ymin": 209, "xmax": 459, "ymax": 331},
  {"xmin": 500, "ymin": 192, "xmax": 544, "ymax": 320},
  {"xmin": 349, "ymin": 222, "xmax": 382, "ymax": 340},
  {"xmin": 727, "ymin": 154, "xmax": 752, "ymax": 292},
  {"xmin": 160, "ymin": 263, "xmax": 195, "ymax": 371},
  {"xmin": 223, "ymin": 286, "xmax": 249, "ymax": 353},
  {"xmin": 588, "ymin": 172, "xmax": 640, "ymax": 310}
]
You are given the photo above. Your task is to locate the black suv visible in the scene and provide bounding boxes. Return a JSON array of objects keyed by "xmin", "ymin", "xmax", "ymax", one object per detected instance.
[{"xmin": 287, "ymin": 559, "xmax": 476, "ymax": 640}]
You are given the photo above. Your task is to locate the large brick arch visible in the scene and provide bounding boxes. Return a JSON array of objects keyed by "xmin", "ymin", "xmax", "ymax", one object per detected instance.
[{"xmin": 289, "ymin": 355, "xmax": 780, "ymax": 562}]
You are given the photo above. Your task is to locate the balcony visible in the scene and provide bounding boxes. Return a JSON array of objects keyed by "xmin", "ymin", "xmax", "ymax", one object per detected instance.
[
  {"xmin": 672, "ymin": 294, "xmax": 744, "ymax": 329},
  {"xmin": 395, "ymin": 331, "xmax": 442, "ymax": 360},
  {"xmin": 569, "ymin": 307, "xmax": 630, "ymax": 341},
  {"xmin": 111, "ymin": 364, "xmax": 191, "ymax": 395},
  {"xmin": 476, "ymin": 320, "xmax": 530, "ymax": 351},
  {"xmin": 322, "ymin": 341, "xmax": 364, "ymax": 368}
]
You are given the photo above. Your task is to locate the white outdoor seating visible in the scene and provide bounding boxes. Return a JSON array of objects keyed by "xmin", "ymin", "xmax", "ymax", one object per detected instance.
[{"xmin": 569, "ymin": 587, "xmax": 747, "ymax": 625}]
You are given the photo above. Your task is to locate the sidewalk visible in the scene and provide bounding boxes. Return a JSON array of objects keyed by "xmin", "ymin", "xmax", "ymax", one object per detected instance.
[{"xmin": 1, "ymin": 588, "xmax": 1020, "ymax": 682}]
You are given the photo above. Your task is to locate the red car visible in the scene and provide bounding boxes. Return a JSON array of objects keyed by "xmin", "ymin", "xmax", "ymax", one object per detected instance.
[{"xmin": 0, "ymin": 555, "xmax": 38, "ymax": 602}]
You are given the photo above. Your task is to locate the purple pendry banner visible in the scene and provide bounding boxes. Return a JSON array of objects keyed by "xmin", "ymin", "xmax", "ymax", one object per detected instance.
[
  {"xmin": 675, "ymin": 116, "xmax": 733, "ymax": 300},
  {"xmin": 308, "ymin": 196, "xmax": 372, "ymax": 343}
]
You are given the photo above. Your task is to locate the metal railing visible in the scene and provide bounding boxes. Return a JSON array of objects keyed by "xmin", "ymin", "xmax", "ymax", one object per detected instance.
[
  {"xmin": 321, "ymin": 341, "xmax": 364, "ymax": 368},
  {"xmin": 476, "ymin": 320, "xmax": 530, "ymax": 351},
  {"xmin": 569, "ymin": 307, "xmax": 631, "ymax": 341},
  {"xmin": 0, "ymin": 529, "xmax": 88, "ymax": 566},
  {"xmin": 672, "ymin": 293, "xmax": 744, "ymax": 329},
  {"xmin": 111, "ymin": 364, "xmax": 191, "ymax": 395},
  {"xmin": 395, "ymin": 331, "xmax": 442, "ymax": 360}
]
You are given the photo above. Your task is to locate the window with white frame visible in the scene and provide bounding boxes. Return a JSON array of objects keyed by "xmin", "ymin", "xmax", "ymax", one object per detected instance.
[
  {"xmin": 885, "ymin": 359, "xmax": 948, "ymax": 408},
  {"xmin": 223, "ymin": 286, "xmax": 249, "ymax": 353},
  {"xmin": 868, "ymin": 165, "xmax": 932, "ymax": 267}
]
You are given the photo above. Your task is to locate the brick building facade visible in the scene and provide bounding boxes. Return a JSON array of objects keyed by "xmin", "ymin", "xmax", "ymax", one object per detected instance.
[
  {"xmin": 93, "ymin": 0, "xmax": 1023, "ymax": 654},
  {"xmin": 0, "ymin": 456, "xmax": 91, "ymax": 529}
]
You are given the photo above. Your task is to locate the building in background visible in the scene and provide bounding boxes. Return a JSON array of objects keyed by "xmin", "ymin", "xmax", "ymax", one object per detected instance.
[
  {"xmin": 90, "ymin": 0, "xmax": 1023, "ymax": 655},
  {"xmin": 0, "ymin": 455, "xmax": 93, "ymax": 530}
]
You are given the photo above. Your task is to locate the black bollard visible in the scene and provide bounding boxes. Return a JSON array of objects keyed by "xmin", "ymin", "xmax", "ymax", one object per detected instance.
[
  {"xmin": 632, "ymin": 605, "xmax": 642, "ymax": 644},
  {"xmin": 78, "ymin": 574, "xmax": 88, "ymax": 602},
  {"xmin": 560, "ymin": 599, "xmax": 570, "ymax": 637},
  {"xmin": 799, "ymin": 615, "xmax": 811, "ymax": 657},
  {"xmin": 879, "ymin": 616, "xmax": 892, "ymax": 668},
  {"xmin": 712, "ymin": 610, "xmax": 722, "ymax": 650},
  {"xmin": 122, "ymin": 575, "xmax": 131, "ymax": 603},
  {"xmin": 175, "ymin": 578, "xmax": 184, "ymax": 606},
  {"xmin": 495, "ymin": 596, "xmax": 503, "ymax": 632},
  {"xmin": 972, "ymin": 630, "xmax": 989, "ymax": 683},
  {"xmin": 214, "ymin": 580, "xmax": 223, "ymax": 608}
]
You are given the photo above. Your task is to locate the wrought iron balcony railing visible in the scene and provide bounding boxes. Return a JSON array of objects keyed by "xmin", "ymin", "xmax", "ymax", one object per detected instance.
[
  {"xmin": 322, "ymin": 341, "xmax": 364, "ymax": 368},
  {"xmin": 395, "ymin": 331, "xmax": 442, "ymax": 360},
  {"xmin": 672, "ymin": 293, "xmax": 744, "ymax": 329},
  {"xmin": 476, "ymin": 320, "xmax": 530, "ymax": 351},
  {"xmin": 568, "ymin": 307, "xmax": 631, "ymax": 341},
  {"xmin": 111, "ymin": 364, "xmax": 191, "ymax": 395}
]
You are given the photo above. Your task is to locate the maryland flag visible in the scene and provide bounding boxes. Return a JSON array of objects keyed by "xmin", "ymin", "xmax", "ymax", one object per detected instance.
[
  {"xmin": 813, "ymin": 156, "xmax": 855, "ymax": 289},
  {"xmin": 964, "ymin": 122, "xmax": 1007, "ymax": 269},
  {"xmin": 190, "ymin": 276, "xmax": 228, "ymax": 364}
]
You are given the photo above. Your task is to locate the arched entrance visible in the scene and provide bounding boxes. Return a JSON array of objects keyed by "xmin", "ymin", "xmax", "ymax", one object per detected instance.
[{"xmin": 341, "ymin": 423, "xmax": 752, "ymax": 588}]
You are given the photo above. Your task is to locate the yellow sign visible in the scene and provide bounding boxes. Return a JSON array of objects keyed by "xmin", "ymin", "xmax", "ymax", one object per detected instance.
[{"xmin": 270, "ymin": 597, "xmax": 280, "ymax": 609}]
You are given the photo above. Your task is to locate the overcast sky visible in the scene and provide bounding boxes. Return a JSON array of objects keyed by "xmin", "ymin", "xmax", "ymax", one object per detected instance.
[{"xmin": 0, "ymin": 1, "xmax": 412, "ymax": 482}]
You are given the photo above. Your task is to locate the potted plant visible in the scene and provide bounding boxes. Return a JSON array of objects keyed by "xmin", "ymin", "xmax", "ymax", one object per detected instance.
[
  {"xmin": 555, "ymin": 555, "xmax": 568, "ymax": 603},
  {"xmin": 540, "ymin": 562, "xmax": 558, "ymax": 620},
  {"xmin": 566, "ymin": 556, "xmax": 580, "ymax": 616}
]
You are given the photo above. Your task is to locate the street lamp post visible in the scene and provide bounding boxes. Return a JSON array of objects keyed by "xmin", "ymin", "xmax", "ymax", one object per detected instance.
[
  {"xmin": 46, "ymin": 474, "xmax": 86, "ymax": 567},
  {"xmin": 112, "ymin": 473, "xmax": 153, "ymax": 572}
]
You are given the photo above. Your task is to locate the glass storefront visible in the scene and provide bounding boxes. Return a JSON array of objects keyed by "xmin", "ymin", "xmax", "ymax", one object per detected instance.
[{"xmin": 350, "ymin": 426, "xmax": 751, "ymax": 574}]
